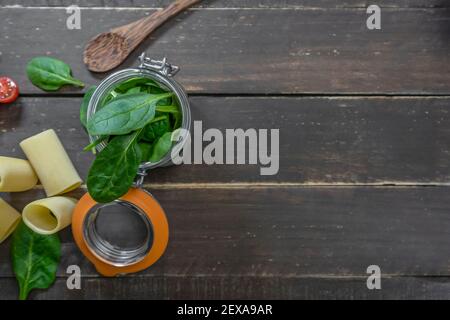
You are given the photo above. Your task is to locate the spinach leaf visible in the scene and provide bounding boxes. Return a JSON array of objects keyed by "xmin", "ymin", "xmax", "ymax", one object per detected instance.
[
  {"xmin": 155, "ymin": 103, "xmax": 182, "ymax": 129},
  {"xmin": 126, "ymin": 87, "xmax": 141, "ymax": 94},
  {"xmin": 157, "ymin": 96, "xmax": 172, "ymax": 107},
  {"xmin": 138, "ymin": 142, "xmax": 153, "ymax": 163},
  {"xmin": 87, "ymin": 92, "xmax": 173, "ymax": 136},
  {"xmin": 102, "ymin": 91, "xmax": 117, "ymax": 106},
  {"xmin": 80, "ymin": 86, "xmax": 97, "ymax": 128},
  {"xmin": 87, "ymin": 130, "xmax": 142, "ymax": 203},
  {"xmin": 149, "ymin": 131, "xmax": 173, "ymax": 163},
  {"xmin": 156, "ymin": 104, "xmax": 180, "ymax": 114},
  {"xmin": 146, "ymin": 83, "xmax": 167, "ymax": 95},
  {"xmin": 114, "ymin": 78, "xmax": 163, "ymax": 94},
  {"xmin": 26, "ymin": 57, "xmax": 84, "ymax": 91},
  {"xmin": 11, "ymin": 222, "xmax": 61, "ymax": 300},
  {"xmin": 118, "ymin": 78, "xmax": 171, "ymax": 104},
  {"xmin": 141, "ymin": 115, "xmax": 170, "ymax": 142}
]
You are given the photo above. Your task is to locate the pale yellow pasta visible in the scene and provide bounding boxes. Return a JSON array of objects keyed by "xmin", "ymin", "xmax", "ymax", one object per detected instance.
[
  {"xmin": 22, "ymin": 196, "xmax": 78, "ymax": 235},
  {"xmin": 20, "ymin": 129, "xmax": 82, "ymax": 197},
  {"xmin": 0, "ymin": 197, "xmax": 21, "ymax": 243},
  {"xmin": 0, "ymin": 156, "xmax": 38, "ymax": 192}
]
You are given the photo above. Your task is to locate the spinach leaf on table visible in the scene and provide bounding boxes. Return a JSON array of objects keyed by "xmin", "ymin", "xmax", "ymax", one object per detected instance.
[
  {"xmin": 141, "ymin": 115, "xmax": 170, "ymax": 142},
  {"xmin": 87, "ymin": 92, "xmax": 173, "ymax": 136},
  {"xmin": 87, "ymin": 130, "xmax": 142, "ymax": 203},
  {"xmin": 26, "ymin": 57, "xmax": 84, "ymax": 91},
  {"xmin": 11, "ymin": 222, "xmax": 61, "ymax": 300},
  {"xmin": 149, "ymin": 131, "xmax": 174, "ymax": 163},
  {"xmin": 80, "ymin": 85, "xmax": 97, "ymax": 129}
]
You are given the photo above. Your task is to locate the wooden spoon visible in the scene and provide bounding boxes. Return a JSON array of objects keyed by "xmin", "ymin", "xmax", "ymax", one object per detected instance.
[{"xmin": 84, "ymin": 0, "xmax": 201, "ymax": 73}]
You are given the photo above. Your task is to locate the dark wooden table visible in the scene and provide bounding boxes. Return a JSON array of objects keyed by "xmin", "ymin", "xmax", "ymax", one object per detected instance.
[{"xmin": 1, "ymin": 0, "xmax": 450, "ymax": 299}]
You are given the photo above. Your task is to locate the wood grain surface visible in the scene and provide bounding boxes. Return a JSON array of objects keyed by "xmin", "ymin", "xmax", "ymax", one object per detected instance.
[
  {"xmin": 2, "ymin": 186, "xmax": 450, "ymax": 299},
  {"xmin": 0, "ymin": 6, "xmax": 449, "ymax": 94},
  {"xmin": 2, "ymin": 97, "xmax": 450, "ymax": 184},
  {"xmin": 84, "ymin": 0, "xmax": 201, "ymax": 72},
  {"xmin": 3, "ymin": 277, "xmax": 450, "ymax": 300},
  {"xmin": 3, "ymin": 0, "xmax": 450, "ymax": 8}
]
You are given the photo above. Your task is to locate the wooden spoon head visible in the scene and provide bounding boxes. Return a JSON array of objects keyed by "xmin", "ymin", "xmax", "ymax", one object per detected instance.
[{"xmin": 84, "ymin": 32, "xmax": 131, "ymax": 73}]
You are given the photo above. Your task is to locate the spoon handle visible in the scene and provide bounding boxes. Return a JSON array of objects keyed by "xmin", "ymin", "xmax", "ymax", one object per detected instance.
[{"xmin": 114, "ymin": 0, "xmax": 202, "ymax": 51}]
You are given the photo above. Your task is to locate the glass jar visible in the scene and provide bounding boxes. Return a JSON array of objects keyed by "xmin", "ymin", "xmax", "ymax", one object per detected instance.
[
  {"xmin": 73, "ymin": 54, "xmax": 190, "ymax": 276},
  {"xmin": 87, "ymin": 53, "xmax": 191, "ymax": 180}
]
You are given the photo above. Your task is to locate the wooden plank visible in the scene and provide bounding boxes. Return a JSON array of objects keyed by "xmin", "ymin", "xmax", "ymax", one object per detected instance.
[
  {"xmin": 2, "ymin": 0, "xmax": 448, "ymax": 9},
  {"xmin": 2, "ymin": 186, "xmax": 450, "ymax": 279},
  {"xmin": 1, "ymin": 7, "xmax": 449, "ymax": 94},
  {"xmin": 2, "ymin": 276, "xmax": 450, "ymax": 300},
  {"xmin": 2, "ymin": 96, "xmax": 450, "ymax": 184}
]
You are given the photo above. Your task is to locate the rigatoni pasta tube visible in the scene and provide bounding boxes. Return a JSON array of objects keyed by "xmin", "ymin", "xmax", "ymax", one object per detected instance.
[
  {"xmin": 22, "ymin": 196, "xmax": 78, "ymax": 235},
  {"xmin": 0, "ymin": 156, "xmax": 38, "ymax": 192},
  {"xmin": 0, "ymin": 197, "xmax": 21, "ymax": 243},
  {"xmin": 20, "ymin": 129, "xmax": 82, "ymax": 197}
]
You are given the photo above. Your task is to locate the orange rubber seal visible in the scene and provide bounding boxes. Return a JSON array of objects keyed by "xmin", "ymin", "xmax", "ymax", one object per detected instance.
[{"xmin": 72, "ymin": 188, "xmax": 169, "ymax": 277}]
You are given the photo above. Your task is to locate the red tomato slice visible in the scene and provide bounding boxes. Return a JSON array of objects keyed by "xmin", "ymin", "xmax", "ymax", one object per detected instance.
[{"xmin": 0, "ymin": 77, "xmax": 19, "ymax": 104}]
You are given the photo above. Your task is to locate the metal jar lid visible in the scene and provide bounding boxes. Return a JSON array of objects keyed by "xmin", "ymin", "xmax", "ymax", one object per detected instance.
[{"xmin": 72, "ymin": 188, "xmax": 169, "ymax": 277}]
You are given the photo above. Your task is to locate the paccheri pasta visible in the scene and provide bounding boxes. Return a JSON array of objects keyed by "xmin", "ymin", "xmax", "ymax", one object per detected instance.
[
  {"xmin": 22, "ymin": 196, "xmax": 78, "ymax": 235},
  {"xmin": 20, "ymin": 129, "xmax": 82, "ymax": 197},
  {"xmin": 0, "ymin": 197, "xmax": 21, "ymax": 243},
  {"xmin": 0, "ymin": 156, "xmax": 38, "ymax": 192}
]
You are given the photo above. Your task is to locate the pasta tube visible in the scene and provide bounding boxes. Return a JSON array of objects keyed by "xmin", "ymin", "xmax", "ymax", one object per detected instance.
[
  {"xmin": 0, "ymin": 197, "xmax": 21, "ymax": 243},
  {"xmin": 22, "ymin": 196, "xmax": 78, "ymax": 235},
  {"xmin": 0, "ymin": 156, "xmax": 38, "ymax": 192},
  {"xmin": 20, "ymin": 129, "xmax": 82, "ymax": 197}
]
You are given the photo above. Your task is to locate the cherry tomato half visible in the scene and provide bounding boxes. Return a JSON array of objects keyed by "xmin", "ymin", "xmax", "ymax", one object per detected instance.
[{"xmin": 0, "ymin": 77, "xmax": 19, "ymax": 104}]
